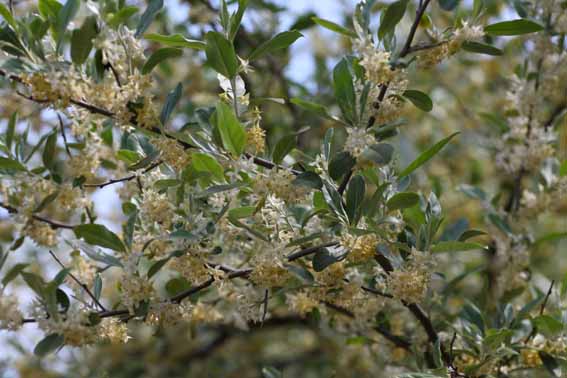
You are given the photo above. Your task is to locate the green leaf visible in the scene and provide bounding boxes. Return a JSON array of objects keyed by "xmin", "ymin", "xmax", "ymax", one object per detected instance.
[
  {"xmin": 108, "ymin": 6, "xmax": 139, "ymax": 28},
  {"xmin": 39, "ymin": 0, "xmax": 62, "ymax": 21},
  {"xmin": 329, "ymin": 151, "xmax": 356, "ymax": 181},
  {"xmin": 160, "ymin": 83, "xmax": 182, "ymax": 125},
  {"xmin": 290, "ymin": 97, "xmax": 329, "ymax": 118},
  {"xmin": 0, "ymin": 4, "xmax": 17, "ymax": 30},
  {"xmin": 215, "ymin": 101, "xmax": 246, "ymax": 157},
  {"xmin": 403, "ymin": 90, "xmax": 433, "ymax": 112},
  {"xmin": 34, "ymin": 334, "xmax": 64, "ymax": 357},
  {"xmin": 2, "ymin": 263, "xmax": 28, "ymax": 286},
  {"xmin": 192, "ymin": 152, "xmax": 225, "ymax": 182},
  {"xmin": 74, "ymin": 224, "xmax": 126, "ymax": 252},
  {"xmin": 485, "ymin": 19, "xmax": 544, "ymax": 36},
  {"xmin": 228, "ymin": 206, "xmax": 255, "ymax": 219},
  {"xmin": 398, "ymin": 132, "xmax": 460, "ymax": 177},
  {"xmin": 55, "ymin": 0, "xmax": 80, "ymax": 49},
  {"xmin": 6, "ymin": 112, "xmax": 16, "ymax": 151},
  {"xmin": 534, "ymin": 232, "xmax": 567, "ymax": 246},
  {"xmin": 312, "ymin": 248, "xmax": 339, "ymax": 272},
  {"xmin": 141, "ymin": 47, "xmax": 182, "ymax": 75},
  {"xmin": 205, "ymin": 31, "xmax": 239, "ymax": 78},
  {"xmin": 228, "ymin": 0, "xmax": 249, "ymax": 41},
  {"xmin": 144, "ymin": 33, "xmax": 206, "ymax": 50},
  {"xmin": 135, "ymin": 0, "xmax": 163, "ymax": 37},
  {"xmin": 248, "ymin": 30, "xmax": 302, "ymax": 61},
  {"xmin": 346, "ymin": 175, "xmax": 365, "ymax": 224},
  {"xmin": 431, "ymin": 241, "xmax": 484, "ymax": 253},
  {"xmin": 438, "ymin": 0, "xmax": 460, "ymax": 11},
  {"xmin": 559, "ymin": 160, "xmax": 567, "ymax": 177},
  {"xmin": 0, "ymin": 156, "xmax": 26, "ymax": 171},
  {"xmin": 386, "ymin": 192, "xmax": 420, "ymax": 211},
  {"xmin": 539, "ymin": 352, "xmax": 562, "ymax": 377},
  {"xmin": 534, "ymin": 315, "xmax": 564, "ymax": 336},
  {"xmin": 461, "ymin": 41, "xmax": 503, "ymax": 56},
  {"xmin": 360, "ymin": 143, "xmax": 393, "ymax": 165},
  {"xmin": 42, "ymin": 131, "xmax": 58, "ymax": 170},
  {"xmin": 71, "ymin": 16, "xmax": 98, "ymax": 65},
  {"xmin": 378, "ymin": 0, "xmax": 408, "ymax": 40},
  {"xmin": 165, "ymin": 277, "xmax": 191, "ymax": 297},
  {"xmin": 311, "ymin": 17, "xmax": 357, "ymax": 38},
  {"xmin": 293, "ymin": 172, "xmax": 323, "ymax": 190},
  {"xmin": 333, "ymin": 58, "xmax": 357, "ymax": 125},
  {"xmin": 272, "ymin": 134, "xmax": 296, "ymax": 164}
]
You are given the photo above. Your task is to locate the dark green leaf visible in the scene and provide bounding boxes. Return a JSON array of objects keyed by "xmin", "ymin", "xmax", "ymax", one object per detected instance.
[
  {"xmin": 438, "ymin": 0, "xmax": 460, "ymax": 11},
  {"xmin": 272, "ymin": 134, "xmax": 296, "ymax": 164},
  {"xmin": 333, "ymin": 58, "xmax": 357, "ymax": 125},
  {"xmin": 160, "ymin": 83, "xmax": 182, "ymax": 125},
  {"xmin": 141, "ymin": 47, "xmax": 182, "ymax": 75},
  {"xmin": 311, "ymin": 17, "xmax": 357, "ymax": 38},
  {"xmin": 228, "ymin": 0, "xmax": 249, "ymax": 41},
  {"xmin": 398, "ymin": 132, "xmax": 459, "ymax": 177},
  {"xmin": 485, "ymin": 19, "xmax": 544, "ymax": 36},
  {"xmin": 192, "ymin": 152, "xmax": 225, "ymax": 182},
  {"xmin": 293, "ymin": 171, "xmax": 323, "ymax": 189},
  {"xmin": 386, "ymin": 192, "xmax": 419, "ymax": 211},
  {"xmin": 2, "ymin": 263, "xmax": 28, "ymax": 285},
  {"xmin": 215, "ymin": 101, "xmax": 246, "ymax": 157},
  {"xmin": 539, "ymin": 352, "xmax": 561, "ymax": 377},
  {"xmin": 0, "ymin": 156, "xmax": 26, "ymax": 171},
  {"xmin": 74, "ymin": 224, "xmax": 126, "ymax": 252},
  {"xmin": 378, "ymin": 0, "xmax": 408, "ymax": 39},
  {"xmin": 34, "ymin": 334, "xmax": 64, "ymax": 357},
  {"xmin": 248, "ymin": 30, "xmax": 302, "ymax": 61},
  {"xmin": 346, "ymin": 175, "xmax": 365, "ymax": 223},
  {"xmin": 71, "ymin": 16, "xmax": 98, "ymax": 65},
  {"xmin": 42, "ymin": 131, "xmax": 57, "ymax": 170},
  {"xmin": 144, "ymin": 33, "xmax": 206, "ymax": 50},
  {"xmin": 312, "ymin": 248, "xmax": 339, "ymax": 272},
  {"xmin": 6, "ymin": 112, "xmax": 16, "ymax": 152},
  {"xmin": 403, "ymin": 90, "xmax": 433, "ymax": 112},
  {"xmin": 360, "ymin": 143, "xmax": 393, "ymax": 165},
  {"xmin": 461, "ymin": 41, "xmax": 503, "ymax": 56},
  {"xmin": 431, "ymin": 241, "xmax": 484, "ymax": 253},
  {"xmin": 55, "ymin": 0, "xmax": 80, "ymax": 49},
  {"xmin": 0, "ymin": 4, "xmax": 17, "ymax": 32},
  {"xmin": 108, "ymin": 6, "xmax": 139, "ymax": 28},
  {"xmin": 205, "ymin": 31, "xmax": 238, "ymax": 78},
  {"xmin": 135, "ymin": 0, "xmax": 164, "ymax": 37}
]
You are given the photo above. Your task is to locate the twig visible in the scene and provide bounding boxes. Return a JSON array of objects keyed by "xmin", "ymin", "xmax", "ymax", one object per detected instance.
[
  {"xmin": 399, "ymin": 0, "xmax": 432, "ymax": 58},
  {"xmin": 286, "ymin": 241, "xmax": 339, "ymax": 261},
  {"xmin": 0, "ymin": 202, "xmax": 76, "ymax": 229},
  {"xmin": 83, "ymin": 161, "xmax": 162, "ymax": 188},
  {"xmin": 57, "ymin": 113, "xmax": 73, "ymax": 158},
  {"xmin": 261, "ymin": 289, "xmax": 269, "ymax": 324},
  {"xmin": 48, "ymin": 250, "xmax": 107, "ymax": 311}
]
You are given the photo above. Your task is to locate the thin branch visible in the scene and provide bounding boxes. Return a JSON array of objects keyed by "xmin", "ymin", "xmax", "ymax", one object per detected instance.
[
  {"xmin": 400, "ymin": 0, "xmax": 432, "ymax": 58},
  {"xmin": 48, "ymin": 250, "xmax": 107, "ymax": 311},
  {"xmin": 0, "ymin": 202, "xmax": 76, "ymax": 229},
  {"xmin": 83, "ymin": 161, "xmax": 162, "ymax": 189},
  {"xmin": 57, "ymin": 113, "xmax": 73, "ymax": 158},
  {"xmin": 286, "ymin": 241, "xmax": 339, "ymax": 261}
]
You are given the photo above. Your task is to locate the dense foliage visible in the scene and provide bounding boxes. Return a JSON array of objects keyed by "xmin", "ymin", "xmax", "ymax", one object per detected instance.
[{"xmin": 0, "ymin": 0, "xmax": 566, "ymax": 377}]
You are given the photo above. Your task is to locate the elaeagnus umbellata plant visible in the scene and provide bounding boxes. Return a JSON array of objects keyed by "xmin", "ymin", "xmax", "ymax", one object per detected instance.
[{"xmin": 0, "ymin": 0, "xmax": 565, "ymax": 377}]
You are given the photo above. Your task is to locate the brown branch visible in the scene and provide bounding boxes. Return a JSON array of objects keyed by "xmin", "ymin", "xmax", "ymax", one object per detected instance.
[
  {"xmin": 83, "ymin": 161, "xmax": 162, "ymax": 189},
  {"xmin": 48, "ymin": 250, "xmax": 107, "ymax": 311},
  {"xmin": 0, "ymin": 202, "xmax": 77, "ymax": 229},
  {"xmin": 57, "ymin": 113, "xmax": 73, "ymax": 158},
  {"xmin": 286, "ymin": 241, "xmax": 339, "ymax": 261},
  {"xmin": 400, "ymin": 0, "xmax": 432, "ymax": 58}
]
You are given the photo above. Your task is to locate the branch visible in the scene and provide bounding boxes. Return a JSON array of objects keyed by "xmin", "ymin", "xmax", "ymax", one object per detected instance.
[
  {"xmin": 0, "ymin": 202, "xmax": 77, "ymax": 229},
  {"xmin": 83, "ymin": 161, "xmax": 162, "ymax": 189},
  {"xmin": 48, "ymin": 250, "xmax": 107, "ymax": 311},
  {"xmin": 399, "ymin": 0, "xmax": 432, "ymax": 58}
]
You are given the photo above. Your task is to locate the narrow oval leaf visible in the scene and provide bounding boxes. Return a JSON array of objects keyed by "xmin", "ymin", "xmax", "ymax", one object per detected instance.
[
  {"xmin": 386, "ymin": 192, "xmax": 419, "ymax": 211},
  {"xmin": 312, "ymin": 17, "xmax": 357, "ymax": 38},
  {"xmin": 378, "ymin": 0, "xmax": 408, "ymax": 39},
  {"xmin": 205, "ymin": 31, "xmax": 239, "ymax": 78},
  {"xmin": 248, "ymin": 30, "xmax": 302, "ymax": 61},
  {"xmin": 0, "ymin": 157, "xmax": 26, "ymax": 171},
  {"xmin": 398, "ymin": 132, "xmax": 460, "ymax": 178},
  {"xmin": 215, "ymin": 102, "xmax": 246, "ymax": 157},
  {"xmin": 272, "ymin": 134, "xmax": 296, "ymax": 164},
  {"xmin": 71, "ymin": 16, "xmax": 98, "ymax": 65},
  {"xmin": 461, "ymin": 41, "xmax": 503, "ymax": 56},
  {"xmin": 0, "ymin": 4, "xmax": 17, "ymax": 30},
  {"xmin": 34, "ymin": 333, "xmax": 64, "ymax": 357},
  {"xmin": 144, "ymin": 33, "xmax": 206, "ymax": 50},
  {"xmin": 160, "ymin": 82, "xmax": 182, "ymax": 125},
  {"xmin": 74, "ymin": 224, "xmax": 126, "ymax": 252},
  {"xmin": 431, "ymin": 241, "xmax": 485, "ymax": 253},
  {"xmin": 135, "ymin": 0, "xmax": 164, "ymax": 37},
  {"xmin": 333, "ymin": 58, "xmax": 357, "ymax": 125},
  {"xmin": 192, "ymin": 152, "xmax": 225, "ymax": 182},
  {"xmin": 484, "ymin": 19, "xmax": 544, "ymax": 36},
  {"xmin": 403, "ymin": 90, "xmax": 433, "ymax": 112},
  {"xmin": 142, "ymin": 47, "xmax": 183, "ymax": 75}
]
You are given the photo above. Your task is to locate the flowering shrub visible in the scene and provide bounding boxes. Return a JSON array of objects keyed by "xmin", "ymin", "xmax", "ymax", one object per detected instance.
[{"xmin": 0, "ymin": 0, "xmax": 565, "ymax": 377}]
